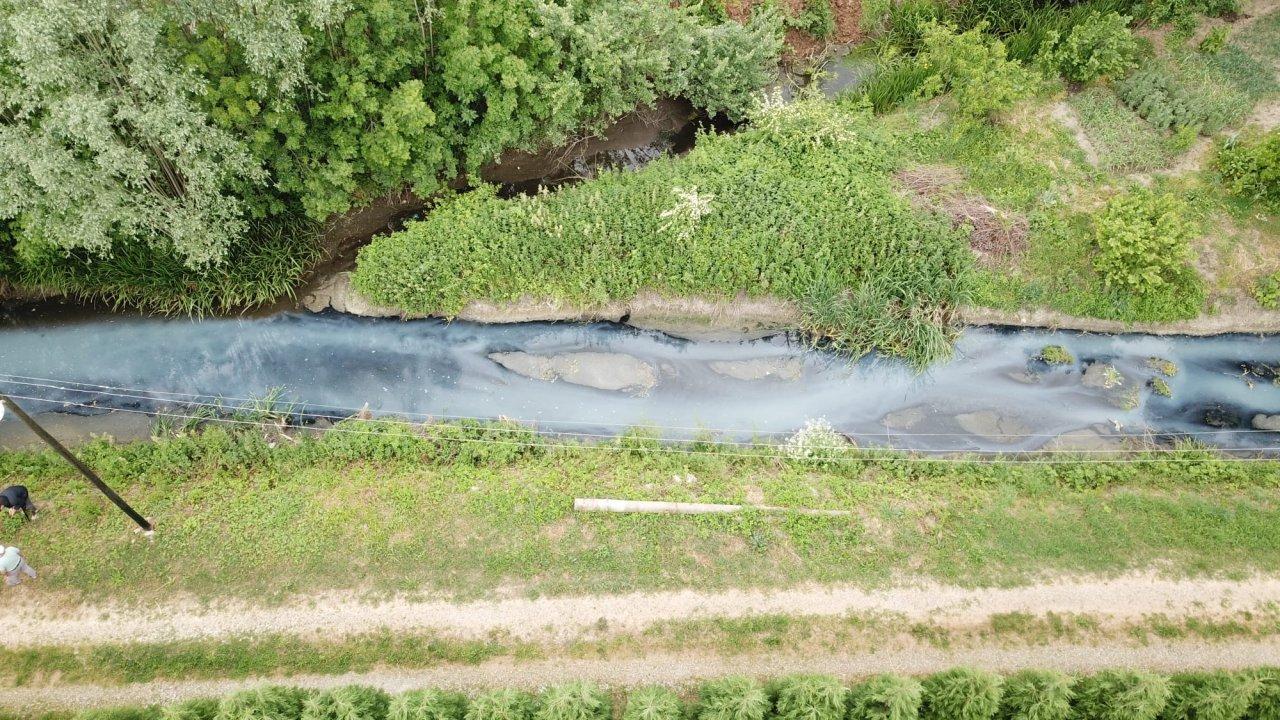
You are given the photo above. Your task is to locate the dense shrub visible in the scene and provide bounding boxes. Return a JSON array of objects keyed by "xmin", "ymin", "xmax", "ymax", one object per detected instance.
[
  {"xmin": 1072, "ymin": 670, "xmax": 1171, "ymax": 720},
  {"xmin": 388, "ymin": 691, "xmax": 468, "ymax": 720},
  {"xmin": 1039, "ymin": 11, "xmax": 1139, "ymax": 82},
  {"xmin": 535, "ymin": 684, "xmax": 611, "ymax": 720},
  {"xmin": 847, "ymin": 675, "xmax": 923, "ymax": 720},
  {"xmin": 353, "ymin": 97, "xmax": 972, "ymax": 367},
  {"xmin": 302, "ymin": 687, "xmax": 391, "ymax": 720},
  {"xmin": 921, "ymin": 668, "xmax": 1003, "ymax": 720},
  {"xmin": 1251, "ymin": 668, "xmax": 1280, "ymax": 720},
  {"xmin": 916, "ymin": 22, "xmax": 1039, "ymax": 119},
  {"xmin": 1216, "ymin": 130, "xmax": 1280, "ymax": 208},
  {"xmin": 1092, "ymin": 190, "xmax": 1199, "ymax": 298},
  {"xmin": 622, "ymin": 687, "xmax": 683, "ymax": 720},
  {"xmin": 466, "ymin": 690, "xmax": 536, "ymax": 720},
  {"xmin": 697, "ymin": 677, "xmax": 771, "ymax": 720},
  {"xmin": 1117, "ymin": 66, "xmax": 1203, "ymax": 131},
  {"xmin": 773, "ymin": 675, "xmax": 846, "ymax": 720},
  {"xmin": 1254, "ymin": 271, "xmax": 1280, "ymax": 309},
  {"xmin": 998, "ymin": 670, "xmax": 1072, "ymax": 720},
  {"xmin": 216, "ymin": 687, "xmax": 311, "ymax": 720},
  {"xmin": 1160, "ymin": 672, "xmax": 1259, "ymax": 720}
]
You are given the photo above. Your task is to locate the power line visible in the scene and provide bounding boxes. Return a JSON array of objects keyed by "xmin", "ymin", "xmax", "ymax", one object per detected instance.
[
  {"xmin": 2, "ymin": 373, "xmax": 1277, "ymax": 441},
  {"xmin": 2, "ymin": 391, "xmax": 1277, "ymax": 464}
]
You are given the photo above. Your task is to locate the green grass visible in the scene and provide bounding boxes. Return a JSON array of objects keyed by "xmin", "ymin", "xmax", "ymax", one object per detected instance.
[
  {"xmin": 352, "ymin": 97, "xmax": 972, "ymax": 367},
  {"xmin": 1069, "ymin": 87, "xmax": 1177, "ymax": 172},
  {"xmin": 2, "ymin": 422, "xmax": 1279, "ymax": 604}
]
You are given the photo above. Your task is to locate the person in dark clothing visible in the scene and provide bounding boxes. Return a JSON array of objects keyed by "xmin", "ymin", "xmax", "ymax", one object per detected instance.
[{"xmin": 0, "ymin": 485, "xmax": 36, "ymax": 520}]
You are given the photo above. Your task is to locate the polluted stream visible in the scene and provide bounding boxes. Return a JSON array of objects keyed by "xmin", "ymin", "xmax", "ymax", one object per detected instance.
[{"xmin": 0, "ymin": 308, "xmax": 1278, "ymax": 453}]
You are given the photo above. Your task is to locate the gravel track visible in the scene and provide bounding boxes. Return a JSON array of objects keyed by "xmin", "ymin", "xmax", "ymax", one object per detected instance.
[
  {"xmin": 5, "ymin": 573, "xmax": 1280, "ymax": 647},
  {"xmin": 6, "ymin": 639, "xmax": 1279, "ymax": 711}
]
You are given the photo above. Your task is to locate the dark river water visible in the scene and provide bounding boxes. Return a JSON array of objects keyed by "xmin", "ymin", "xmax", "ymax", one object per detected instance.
[{"xmin": 0, "ymin": 307, "xmax": 1278, "ymax": 453}]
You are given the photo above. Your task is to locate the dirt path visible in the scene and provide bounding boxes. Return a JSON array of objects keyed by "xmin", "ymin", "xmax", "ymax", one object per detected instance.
[
  {"xmin": 6, "ymin": 574, "xmax": 1280, "ymax": 648},
  {"xmin": 7, "ymin": 639, "xmax": 1280, "ymax": 711}
]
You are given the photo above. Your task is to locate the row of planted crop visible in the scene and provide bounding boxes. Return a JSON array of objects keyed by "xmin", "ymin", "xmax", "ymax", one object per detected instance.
[{"xmin": 72, "ymin": 668, "xmax": 1280, "ymax": 720}]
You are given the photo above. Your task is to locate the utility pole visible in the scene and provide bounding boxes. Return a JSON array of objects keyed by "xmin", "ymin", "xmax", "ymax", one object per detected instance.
[{"xmin": 0, "ymin": 395, "xmax": 153, "ymax": 533}]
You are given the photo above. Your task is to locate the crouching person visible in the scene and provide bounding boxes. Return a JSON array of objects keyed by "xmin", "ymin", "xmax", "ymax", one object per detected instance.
[
  {"xmin": 0, "ymin": 545, "xmax": 36, "ymax": 586},
  {"xmin": 0, "ymin": 485, "xmax": 36, "ymax": 520}
]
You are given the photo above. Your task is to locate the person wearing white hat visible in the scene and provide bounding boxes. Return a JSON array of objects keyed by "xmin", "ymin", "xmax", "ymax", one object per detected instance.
[{"xmin": 0, "ymin": 546, "xmax": 35, "ymax": 586}]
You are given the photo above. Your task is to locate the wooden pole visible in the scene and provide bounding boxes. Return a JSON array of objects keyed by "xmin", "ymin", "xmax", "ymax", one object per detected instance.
[
  {"xmin": 0, "ymin": 395, "xmax": 153, "ymax": 532},
  {"xmin": 573, "ymin": 497, "xmax": 850, "ymax": 517}
]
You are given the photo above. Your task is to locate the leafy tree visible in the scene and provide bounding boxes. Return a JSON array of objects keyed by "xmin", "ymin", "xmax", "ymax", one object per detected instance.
[{"xmin": 0, "ymin": 0, "xmax": 273, "ymax": 268}]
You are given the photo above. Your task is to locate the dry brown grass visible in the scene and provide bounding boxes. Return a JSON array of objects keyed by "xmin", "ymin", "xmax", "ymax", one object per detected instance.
[{"xmin": 895, "ymin": 165, "xmax": 1030, "ymax": 263}]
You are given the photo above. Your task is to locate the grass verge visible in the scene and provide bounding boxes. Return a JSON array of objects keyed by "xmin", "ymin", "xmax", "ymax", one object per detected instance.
[{"xmin": 0, "ymin": 421, "xmax": 1277, "ymax": 603}]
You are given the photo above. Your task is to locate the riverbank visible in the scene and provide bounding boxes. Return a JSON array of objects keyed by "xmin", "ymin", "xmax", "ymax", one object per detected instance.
[{"xmin": 300, "ymin": 271, "xmax": 1280, "ymax": 339}]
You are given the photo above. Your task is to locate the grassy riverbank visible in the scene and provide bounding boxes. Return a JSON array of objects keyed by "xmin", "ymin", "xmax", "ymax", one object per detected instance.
[{"xmin": 1, "ymin": 421, "xmax": 1277, "ymax": 603}]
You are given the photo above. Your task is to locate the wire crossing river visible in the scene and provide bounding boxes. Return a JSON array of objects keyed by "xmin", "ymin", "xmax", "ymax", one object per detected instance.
[{"xmin": 0, "ymin": 309, "xmax": 1278, "ymax": 452}]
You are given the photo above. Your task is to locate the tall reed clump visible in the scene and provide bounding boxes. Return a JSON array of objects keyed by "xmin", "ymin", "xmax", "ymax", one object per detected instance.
[
  {"xmin": 1071, "ymin": 670, "xmax": 1170, "ymax": 720},
  {"xmin": 773, "ymin": 675, "xmax": 847, "ymax": 720},
  {"xmin": 622, "ymin": 688, "xmax": 683, "ymax": 720},
  {"xmin": 302, "ymin": 687, "xmax": 391, "ymax": 720},
  {"xmin": 920, "ymin": 668, "xmax": 1003, "ymax": 720},
  {"xmin": 997, "ymin": 670, "xmax": 1073, "ymax": 720},
  {"xmin": 697, "ymin": 677, "xmax": 771, "ymax": 720},
  {"xmin": 388, "ymin": 690, "xmax": 468, "ymax": 720},
  {"xmin": 848, "ymin": 675, "xmax": 923, "ymax": 720}
]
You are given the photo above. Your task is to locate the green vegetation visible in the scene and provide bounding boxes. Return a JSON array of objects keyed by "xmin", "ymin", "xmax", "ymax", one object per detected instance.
[
  {"xmin": 773, "ymin": 676, "xmax": 846, "ymax": 720},
  {"xmin": 1035, "ymin": 345, "xmax": 1074, "ymax": 365},
  {"xmin": 0, "ymin": 0, "xmax": 783, "ymax": 312},
  {"xmin": 1069, "ymin": 87, "xmax": 1176, "ymax": 171},
  {"xmin": 1146, "ymin": 357, "xmax": 1179, "ymax": 376},
  {"xmin": 1038, "ymin": 11, "xmax": 1138, "ymax": 83},
  {"xmin": 1200, "ymin": 26, "xmax": 1230, "ymax": 54},
  {"xmin": 3, "ymin": 421, "xmax": 1280, "ymax": 603},
  {"xmin": 1149, "ymin": 377, "xmax": 1173, "ymax": 397},
  {"xmin": 52, "ymin": 672, "xmax": 1280, "ymax": 720},
  {"xmin": 8, "ymin": 607, "xmax": 1280, "ymax": 687},
  {"xmin": 1216, "ymin": 130, "xmax": 1280, "ymax": 209},
  {"xmin": 389, "ymin": 690, "xmax": 467, "ymax": 720},
  {"xmin": 1070, "ymin": 670, "xmax": 1169, "ymax": 720},
  {"xmin": 915, "ymin": 22, "xmax": 1039, "ymax": 119},
  {"xmin": 998, "ymin": 670, "xmax": 1072, "ymax": 720},
  {"xmin": 1253, "ymin": 271, "xmax": 1280, "ymax": 309},
  {"xmin": 1092, "ymin": 189, "xmax": 1203, "ymax": 309},
  {"xmin": 920, "ymin": 668, "xmax": 1002, "ymax": 720},
  {"xmin": 354, "ymin": 98, "xmax": 971, "ymax": 366}
]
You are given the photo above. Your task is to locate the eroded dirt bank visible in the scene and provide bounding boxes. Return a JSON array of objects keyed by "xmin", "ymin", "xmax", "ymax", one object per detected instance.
[{"xmin": 303, "ymin": 271, "xmax": 1280, "ymax": 339}]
